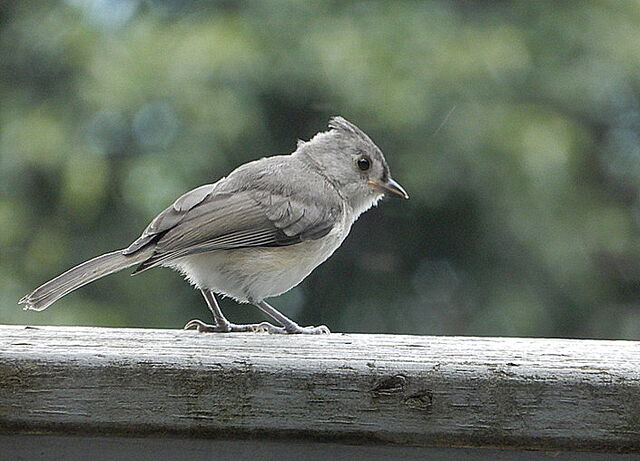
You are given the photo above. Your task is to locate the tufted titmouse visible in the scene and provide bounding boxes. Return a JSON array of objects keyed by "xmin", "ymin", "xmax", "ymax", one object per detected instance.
[{"xmin": 19, "ymin": 117, "xmax": 408, "ymax": 334}]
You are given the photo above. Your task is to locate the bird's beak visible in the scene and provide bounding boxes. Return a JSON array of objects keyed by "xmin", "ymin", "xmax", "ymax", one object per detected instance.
[{"xmin": 368, "ymin": 178, "xmax": 409, "ymax": 199}]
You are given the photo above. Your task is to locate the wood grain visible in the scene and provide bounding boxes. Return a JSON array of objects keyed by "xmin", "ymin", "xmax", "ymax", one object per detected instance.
[{"xmin": 0, "ymin": 325, "xmax": 639, "ymax": 452}]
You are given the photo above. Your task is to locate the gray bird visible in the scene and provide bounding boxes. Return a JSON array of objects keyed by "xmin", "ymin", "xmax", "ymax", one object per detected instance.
[{"xmin": 19, "ymin": 117, "xmax": 408, "ymax": 334}]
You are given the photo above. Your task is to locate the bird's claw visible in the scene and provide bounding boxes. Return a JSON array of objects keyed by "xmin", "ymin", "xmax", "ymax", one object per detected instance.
[
  {"xmin": 184, "ymin": 319, "xmax": 227, "ymax": 332},
  {"xmin": 184, "ymin": 319, "xmax": 330, "ymax": 335},
  {"xmin": 184, "ymin": 319, "xmax": 278, "ymax": 333},
  {"xmin": 297, "ymin": 324, "xmax": 331, "ymax": 335},
  {"xmin": 255, "ymin": 322, "xmax": 331, "ymax": 335},
  {"xmin": 253, "ymin": 322, "xmax": 284, "ymax": 333}
]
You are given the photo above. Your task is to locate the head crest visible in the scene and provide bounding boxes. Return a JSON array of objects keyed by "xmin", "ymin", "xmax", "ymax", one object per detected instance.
[{"xmin": 328, "ymin": 116, "xmax": 374, "ymax": 144}]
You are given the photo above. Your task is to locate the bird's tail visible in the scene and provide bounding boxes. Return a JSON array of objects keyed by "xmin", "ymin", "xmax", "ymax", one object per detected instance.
[{"xmin": 19, "ymin": 247, "xmax": 153, "ymax": 312}]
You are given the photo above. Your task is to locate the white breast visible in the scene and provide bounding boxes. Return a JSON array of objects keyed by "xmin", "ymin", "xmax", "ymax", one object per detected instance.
[{"xmin": 167, "ymin": 210, "xmax": 353, "ymax": 303}]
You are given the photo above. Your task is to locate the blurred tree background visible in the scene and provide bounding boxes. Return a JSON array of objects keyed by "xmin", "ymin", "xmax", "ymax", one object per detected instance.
[{"xmin": 2, "ymin": 0, "xmax": 640, "ymax": 339}]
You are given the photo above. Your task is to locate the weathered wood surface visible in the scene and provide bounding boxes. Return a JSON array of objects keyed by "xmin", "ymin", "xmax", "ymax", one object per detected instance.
[
  {"xmin": 4, "ymin": 434, "xmax": 640, "ymax": 461},
  {"xmin": 0, "ymin": 325, "xmax": 639, "ymax": 453}
]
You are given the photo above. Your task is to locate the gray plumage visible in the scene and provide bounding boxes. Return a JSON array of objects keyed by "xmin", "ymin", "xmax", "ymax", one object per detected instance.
[
  {"xmin": 19, "ymin": 248, "xmax": 153, "ymax": 312},
  {"xmin": 20, "ymin": 116, "xmax": 407, "ymax": 334}
]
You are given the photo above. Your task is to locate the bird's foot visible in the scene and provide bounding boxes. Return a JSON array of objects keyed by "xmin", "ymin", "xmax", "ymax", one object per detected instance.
[
  {"xmin": 184, "ymin": 319, "xmax": 330, "ymax": 335},
  {"xmin": 254, "ymin": 322, "xmax": 331, "ymax": 335},
  {"xmin": 183, "ymin": 319, "xmax": 277, "ymax": 333}
]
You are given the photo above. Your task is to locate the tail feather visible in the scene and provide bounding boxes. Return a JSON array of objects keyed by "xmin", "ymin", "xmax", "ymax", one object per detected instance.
[{"xmin": 19, "ymin": 247, "xmax": 153, "ymax": 312}]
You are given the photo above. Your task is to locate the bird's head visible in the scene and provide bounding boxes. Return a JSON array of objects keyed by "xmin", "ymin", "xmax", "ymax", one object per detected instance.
[{"xmin": 297, "ymin": 116, "xmax": 408, "ymax": 216}]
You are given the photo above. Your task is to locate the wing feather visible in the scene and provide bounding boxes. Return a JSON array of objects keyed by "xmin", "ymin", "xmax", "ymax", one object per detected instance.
[
  {"xmin": 123, "ymin": 184, "xmax": 217, "ymax": 254},
  {"xmin": 130, "ymin": 189, "xmax": 339, "ymax": 273}
]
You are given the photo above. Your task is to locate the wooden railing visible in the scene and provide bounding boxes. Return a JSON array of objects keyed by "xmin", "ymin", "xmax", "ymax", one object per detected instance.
[{"xmin": 1, "ymin": 325, "xmax": 638, "ymax": 459}]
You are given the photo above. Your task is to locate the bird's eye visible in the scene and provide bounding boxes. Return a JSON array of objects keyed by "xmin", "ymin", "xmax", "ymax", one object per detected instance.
[{"xmin": 357, "ymin": 156, "xmax": 371, "ymax": 171}]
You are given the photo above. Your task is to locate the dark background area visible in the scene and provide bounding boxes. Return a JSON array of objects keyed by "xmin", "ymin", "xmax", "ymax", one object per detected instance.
[{"xmin": 2, "ymin": 0, "xmax": 640, "ymax": 339}]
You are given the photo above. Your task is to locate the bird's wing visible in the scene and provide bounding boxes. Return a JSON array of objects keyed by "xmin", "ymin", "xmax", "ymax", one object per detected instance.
[
  {"xmin": 123, "ymin": 183, "xmax": 218, "ymax": 255},
  {"xmin": 128, "ymin": 188, "xmax": 339, "ymax": 273}
]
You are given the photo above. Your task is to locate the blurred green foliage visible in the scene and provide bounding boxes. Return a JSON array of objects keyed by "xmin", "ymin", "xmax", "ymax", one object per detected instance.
[{"xmin": 2, "ymin": 0, "xmax": 640, "ymax": 338}]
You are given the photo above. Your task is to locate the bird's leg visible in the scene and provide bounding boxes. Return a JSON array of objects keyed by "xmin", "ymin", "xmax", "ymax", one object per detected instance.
[
  {"xmin": 251, "ymin": 300, "xmax": 330, "ymax": 335},
  {"xmin": 184, "ymin": 289, "xmax": 279, "ymax": 333}
]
